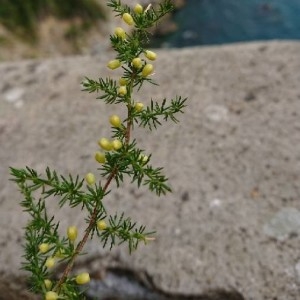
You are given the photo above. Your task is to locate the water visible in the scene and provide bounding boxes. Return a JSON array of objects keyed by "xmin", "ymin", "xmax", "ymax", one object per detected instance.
[{"xmin": 159, "ymin": 0, "xmax": 300, "ymax": 47}]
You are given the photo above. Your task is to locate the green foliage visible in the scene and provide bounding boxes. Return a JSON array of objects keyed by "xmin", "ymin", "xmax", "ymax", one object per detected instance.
[
  {"xmin": 0, "ymin": 0, "xmax": 105, "ymax": 41},
  {"xmin": 10, "ymin": 1, "xmax": 186, "ymax": 299}
]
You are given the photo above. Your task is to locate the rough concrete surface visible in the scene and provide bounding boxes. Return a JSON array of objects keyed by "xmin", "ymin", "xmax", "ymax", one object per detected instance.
[{"xmin": 1, "ymin": 41, "xmax": 300, "ymax": 299}]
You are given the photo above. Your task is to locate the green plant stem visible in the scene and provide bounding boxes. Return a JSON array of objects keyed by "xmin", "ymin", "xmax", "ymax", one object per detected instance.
[
  {"xmin": 55, "ymin": 167, "xmax": 118, "ymax": 291},
  {"xmin": 54, "ymin": 99, "xmax": 135, "ymax": 291},
  {"xmin": 125, "ymin": 71, "xmax": 137, "ymax": 143},
  {"xmin": 9, "ymin": 3, "xmax": 184, "ymax": 298}
]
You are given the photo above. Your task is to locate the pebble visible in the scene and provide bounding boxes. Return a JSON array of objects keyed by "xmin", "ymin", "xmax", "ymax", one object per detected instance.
[
  {"xmin": 204, "ymin": 104, "xmax": 229, "ymax": 122},
  {"xmin": 4, "ymin": 88, "xmax": 25, "ymax": 108},
  {"xmin": 263, "ymin": 207, "xmax": 300, "ymax": 241}
]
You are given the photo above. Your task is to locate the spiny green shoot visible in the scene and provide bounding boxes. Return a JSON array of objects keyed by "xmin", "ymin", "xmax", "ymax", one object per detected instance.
[{"xmin": 10, "ymin": 1, "xmax": 186, "ymax": 299}]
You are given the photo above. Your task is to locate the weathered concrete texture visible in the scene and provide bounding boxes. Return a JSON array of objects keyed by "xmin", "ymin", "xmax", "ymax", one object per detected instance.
[{"xmin": 1, "ymin": 41, "xmax": 300, "ymax": 299}]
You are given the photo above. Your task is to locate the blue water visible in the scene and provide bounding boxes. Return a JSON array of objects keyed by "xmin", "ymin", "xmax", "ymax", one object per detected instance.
[{"xmin": 161, "ymin": 0, "xmax": 300, "ymax": 47}]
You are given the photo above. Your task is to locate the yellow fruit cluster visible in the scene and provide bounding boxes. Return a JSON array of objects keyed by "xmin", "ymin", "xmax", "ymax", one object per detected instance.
[
  {"xmin": 40, "ymin": 225, "xmax": 93, "ymax": 298},
  {"xmin": 107, "ymin": 3, "xmax": 157, "ymax": 79},
  {"xmin": 122, "ymin": 4, "xmax": 144, "ymax": 26},
  {"xmin": 98, "ymin": 137, "xmax": 122, "ymax": 152},
  {"xmin": 91, "ymin": 114, "xmax": 124, "ymax": 170},
  {"xmin": 38, "ymin": 242, "xmax": 57, "ymax": 271},
  {"xmin": 44, "ymin": 271, "xmax": 91, "ymax": 299}
]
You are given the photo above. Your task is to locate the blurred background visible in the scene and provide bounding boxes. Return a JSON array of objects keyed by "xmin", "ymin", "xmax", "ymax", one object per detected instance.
[
  {"xmin": 1, "ymin": 0, "xmax": 300, "ymax": 60},
  {"xmin": 157, "ymin": 0, "xmax": 300, "ymax": 47},
  {"xmin": 0, "ymin": 0, "xmax": 107, "ymax": 61}
]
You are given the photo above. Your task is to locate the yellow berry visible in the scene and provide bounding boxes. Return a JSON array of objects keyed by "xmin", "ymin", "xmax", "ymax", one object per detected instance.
[
  {"xmin": 45, "ymin": 257, "xmax": 56, "ymax": 269},
  {"xmin": 122, "ymin": 12, "xmax": 134, "ymax": 26},
  {"xmin": 132, "ymin": 57, "xmax": 143, "ymax": 69},
  {"xmin": 112, "ymin": 139, "xmax": 122, "ymax": 151},
  {"xmin": 44, "ymin": 279, "xmax": 52, "ymax": 290},
  {"xmin": 55, "ymin": 248, "xmax": 66, "ymax": 258},
  {"xmin": 142, "ymin": 64, "xmax": 154, "ymax": 77},
  {"xmin": 98, "ymin": 138, "xmax": 113, "ymax": 151},
  {"xmin": 85, "ymin": 173, "xmax": 96, "ymax": 185},
  {"xmin": 114, "ymin": 27, "xmax": 126, "ymax": 39},
  {"xmin": 109, "ymin": 115, "xmax": 121, "ymax": 127},
  {"xmin": 134, "ymin": 102, "xmax": 144, "ymax": 112},
  {"xmin": 145, "ymin": 50, "xmax": 157, "ymax": 61},
  {"xmin": 75, "ymin": 272, "xmax": 90, "ymax": 285},
  {"xmin": 97, "ymin": 220, "xmax": 107, "ymax": 230},
  {"xmin": 107, "ymin": 59, "xmax": 121, "ymax": 70},
  {"xmin": 134, "ymin": 4, "xmax": 143, "ymax": 14},
  {"xmin": 45, "ymin": 291, "xmax": 58, "ymax": 300},
  {"xmin": 118, "ymin": 85, "xmax": 127, "ymax": 96},
  {"xmin": 119, "ymin": 77, "xmax": 128, "ymax": 86},
  {"xmin": 39, "ymin": 243, "xmax": 50, "ymax": 254},
  {"xmin": 139, "ymin": 154, "xmax": 148, "ymax": 164},
  {"xmin": 67, "ymin": 226, "xmax": 78, "ymax": 242},
  {"xmin": 95, "ymin": 151, "xmax": 106, "ymax": 163}
]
